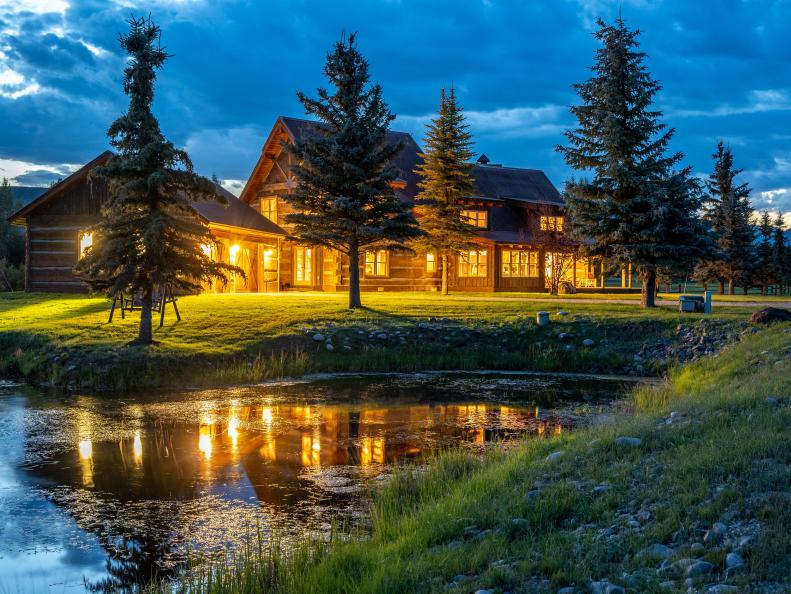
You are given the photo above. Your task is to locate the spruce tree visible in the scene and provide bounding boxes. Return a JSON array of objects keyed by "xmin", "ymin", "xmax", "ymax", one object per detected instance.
[
  {"xmin": 0, "ymin": 178, "xmax": 24, "ymax": 265},
  {"xmin": 752, "ymin": 211, "xmax": 775, "ymax": 295},
  {"xmin": 772, "ymin": 211, "xmax": 787, "ymax": 294},
  {"xmin": 284, "ymin": 33, "xmax": 421, "ymax": 308},
  {"xmin": 76, "ymin": 16, "xmax": 238, "ymax": 345},
  {"xmin": 412, "ymin": 88, "xmax": 478, "ymax": 295},
  {"xmin": 557, "ymin": 18, "xmax": 708, "ymax": 307},
  {"xmin": 693, "ymin": 142, "xmax": 754, "ymax": 294}
]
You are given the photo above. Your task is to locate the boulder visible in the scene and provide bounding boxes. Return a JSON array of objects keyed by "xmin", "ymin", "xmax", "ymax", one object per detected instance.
[
  {"xmin": 312, "ymin": 333, "xmax": 325, "ymax": 342},
  {"xmin": 750, "ymin": 307, "xmax": 791, "ymax": 325},
  {"xmin": 583, "ymin": 338, "xmax": 595, "ymax": 347},
  {"xmin": 636, "ymin": 543, "xmax": 673, "ymax": 561},
  {"xmin": 546, "ymin": 451, "xmax": 564, "ymax": 463},
  {"xmin": 615, "ymin": 436, "xmax": 643, "ymax": 448},
  {"xmin": 685, "ymin": 560, "xmax": 714, "ymax": 577}
]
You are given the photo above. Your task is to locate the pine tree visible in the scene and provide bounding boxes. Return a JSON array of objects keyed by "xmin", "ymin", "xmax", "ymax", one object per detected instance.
[
  {"xmin": 693, "ymin": 142, "xmax": 755, "ymax": 294},
  {"xmin": 76, "ymin": 16, "xmax": 238, "ymax": 345},
  {"xmin": 0, "ymin": 178, "xmax": 24, "ymax": 265},
  {"xmin": 557, "ymin": 18, "xmax": 709, "ymax": 307},
  {"xmin": 752, "ymin": 211, "xmax": 775, "ymax": 295},
  {"xmin": 284, "ymin": 33, "xmax": 421, "ymax": 308},
  {"xmin": 772, "ymin": 211, "xmax": 787, "ymax": 294},
  {"xmin": 412, "ymin": 88, "xmax": 478, "ymax": 295}
]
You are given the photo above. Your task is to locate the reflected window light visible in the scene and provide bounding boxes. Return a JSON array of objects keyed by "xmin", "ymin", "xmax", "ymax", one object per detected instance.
[
  {"xmin": 133, "ymin": 431, "xmax": 143, "ymax": 463},
  {"xmin": 227, "ymin": 417, "xmax": 239, "ymax": 450},
  {"xmin": 78, "ymin": 438, "xmax": 92, "ymax": 460},
  {"xmin": 261, "ymin": 407, "xmax": 273, "ymax": 428},
  {"xmin": 199, "ymin": 425, "xmax": 213, "ymax": 458}
]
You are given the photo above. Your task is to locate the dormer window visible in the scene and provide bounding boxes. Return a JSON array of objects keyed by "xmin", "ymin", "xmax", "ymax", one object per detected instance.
[
  {"xmin": 540, "ymin": 216, "xmax": 564, "ymax": 232},
  {"xmin": 461, "ymin": 209, "xmax": 488, "ymax": 228}
]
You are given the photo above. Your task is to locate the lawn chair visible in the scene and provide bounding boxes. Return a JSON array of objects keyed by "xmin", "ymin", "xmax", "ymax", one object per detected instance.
[{"xmin": 108, "ymin": 285, "xmax": 181, "ymax": 327}]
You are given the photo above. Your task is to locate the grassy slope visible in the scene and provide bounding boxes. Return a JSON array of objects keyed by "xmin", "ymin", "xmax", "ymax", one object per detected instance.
[
  {"xmin": 173, "ymin": 323, "xmax": 791, "ymax": 594},
  {"xmin": 0, "ymin": 292, "xmax": 751, "ymax": 391}
]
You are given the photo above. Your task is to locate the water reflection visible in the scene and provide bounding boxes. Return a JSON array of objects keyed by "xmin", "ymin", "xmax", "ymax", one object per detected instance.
[{"xmin": 0, "ymin": 372, "xmax": 630, "ymax": 592}]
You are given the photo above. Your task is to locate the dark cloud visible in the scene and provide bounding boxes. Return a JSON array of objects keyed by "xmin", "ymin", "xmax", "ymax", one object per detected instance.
[
  {"xmin": 1, "ymin": 0, "xmax": 790, "ymax": 215},
  {"xmin": 13, "ymin": 168, "xmax": 68, "ymax": 186}
]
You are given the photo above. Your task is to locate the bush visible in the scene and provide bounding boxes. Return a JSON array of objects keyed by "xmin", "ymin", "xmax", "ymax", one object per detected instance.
[{"xmin": 0, "ymin": 259, "xmax": 24, "ymax": 291}]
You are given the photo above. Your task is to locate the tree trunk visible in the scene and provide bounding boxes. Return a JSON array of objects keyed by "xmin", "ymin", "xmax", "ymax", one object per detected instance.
[
  {"xmin": 348, "ymin": 243, "xmax": 362, "ymax": 309},
  {"xmin": 718, "ymin": 280, "xmax": 725, "ymax": 295},
  {"xmin": 441, "ymin": 254, "xmax": 449, "ymax": 295},
  {"xmin": 727, "ymin": 278, "xmax": 735, "ymax": 295},
  {"xmin": 743, "ymin": 286, "xmax": 748, "ymax": 295},
  {"xmin": 641, "ymin": 269, "xmax": 657, "ymax": 308},
  {"xmin": 137, "ymin": 288, "xmax": 153, "ymax": 345}
]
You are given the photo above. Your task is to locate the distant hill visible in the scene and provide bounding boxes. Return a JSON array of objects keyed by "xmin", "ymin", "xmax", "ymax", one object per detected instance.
[{"xmin": 9, "ymin": 186, "xmax": 46, "ymax": 207}]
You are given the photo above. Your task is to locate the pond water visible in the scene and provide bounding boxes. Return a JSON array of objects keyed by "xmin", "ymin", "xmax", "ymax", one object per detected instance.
[{"xmin": 0, "ymin": 372, "xmax": 634, "ymax": 593}]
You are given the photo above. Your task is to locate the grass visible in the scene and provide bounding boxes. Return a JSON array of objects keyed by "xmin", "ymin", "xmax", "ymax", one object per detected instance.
[
  {"xmin": 156, "ymin": 322, "xmax": 791, "ymax": 594},
  {"xmin": 0, "ymin": 291, "xmax": 756, "ymax": 392}
]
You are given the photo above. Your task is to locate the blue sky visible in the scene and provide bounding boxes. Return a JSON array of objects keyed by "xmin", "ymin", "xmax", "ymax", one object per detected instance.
[{"xmin": 1, "ymin": 0, "xmax": 790, "ymax": 219}]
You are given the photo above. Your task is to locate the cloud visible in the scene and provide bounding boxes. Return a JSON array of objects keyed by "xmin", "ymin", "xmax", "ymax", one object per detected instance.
[
  {"xmin": 397, "ymin": 104, "xmax": 567, "ymax": 143},
  {"xmin": 220, "ymin": 179, "xmax": 246, "ymax": 197},
  {"xmin": 0, "ymin": 157, "xmax": 79, "ymax": 186},
  {"xmin": 670, "ymin": 89, "xmax": 791, "ymax": 118},
  {"xmin": 183, "ymin": 126, "xmax": 263, "ymax": 180},
  {"xmin": 0, "ymin": 0, "xmax": 69, "ymax": 15}
]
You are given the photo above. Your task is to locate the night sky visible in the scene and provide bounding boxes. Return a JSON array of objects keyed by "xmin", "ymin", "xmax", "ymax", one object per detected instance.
[{"xmin": 1, "ymin": 0, "xmax": 789, "ymax": 219}]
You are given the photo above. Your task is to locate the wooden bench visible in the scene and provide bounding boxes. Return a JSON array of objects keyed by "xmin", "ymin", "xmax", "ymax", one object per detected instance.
[{"xmin": 108, "ymin": 285, "xmax": 181, "ymax": 327}]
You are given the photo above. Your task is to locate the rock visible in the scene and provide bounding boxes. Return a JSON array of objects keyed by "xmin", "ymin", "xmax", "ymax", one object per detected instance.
[
  {"xmin": 704, "ymin": 522, "xmax": 727, "ymax": 545},
  {"xmin": 526, "ymin": 489, "xmax": 542, "ymax": 503},
  {"xmin": 589, "ymin": 581, "xmax": 624, "ymax": 594},
  {"xmin": 659, "ymin": 581, "xmax": 676, "ymax": 590},
  {"xmin": 766, "ymin": 396, "xmax": 780, "ymax": 406},
  {"xmin": 636, "ymin": 543, "xmax": 673, "ymax": 560},
  {"xmin": 325, "ymin": 343, "xmax": 334, "ymax": 351},
  {"xmin": 557, "ymin": 588, "xmax": 576, "ymax": 594},
  {"xmin": 452, "ymin": 574, "xmax": 468, "ymax": 583},
  {"xmin": 593, "ymin": 483, "xmax": 611, "ymax": 495},
  {"xmin": 583, "ymin": 338, "xmax": 595, "ymax": 347},
  {"xmin": 589, "ymin": 439, "xmax": 601, "ymax": 448},
  {"xmin": 474, "ymin": 590, "xmax": 493, "ymax": 594},
  {"xmin": 511, "ymin": 518, "xmax": 530, "ymax": 530},
  {"xmin": 705, "ymin": 586, "xmax": 739, "ymax": 594},
  {"xmin": 690, "ymin": 542, "xmax": 705, "ymax": 555},
  {"xmin": 615, "ymin": 436, "xmax": 642, "ymax": 448},
  {"xmin": 557, "ymin": 311, "xmax": 569, "ymax": 316},
  {"xmin": 685, "ymin": 560, "xmax": 714, "ymax": 577},
  {"xmin": 312, "ymin": 333, "xmax": 325, "ymax": 342},
  {"xmin": 725, "ymin": 552, "xmax": 745, "ymax": 569},
  {"xmin": 546, "ymin": 451, "xmax": 564, "ymax": 463},
  {"xmin": 750, "ymin": 307, "xmax": 791, "ymax": 325}
]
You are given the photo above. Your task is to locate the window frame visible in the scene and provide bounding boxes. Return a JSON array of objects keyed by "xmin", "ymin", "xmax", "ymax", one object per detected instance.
[
  {"xmin": 539, "ymin": 215, "xmax": 565, "ymax": 232},
  {"xmin": 461, "ymin": 209, "xmax": 489, "ymax": 229},
  {"xmin": 260, "ymin": 197, "xmax": 278, "ymax": 224},
  {"xmin": 426, "ymin": 252, "xmax": 437, "ymax": 273},
  {"xmin": 457, "ymin": 249, "xmax": 488, "ymax": 278},
  {"xmin": 364, "ymin": 249, "xmax": 389, "ymax": 277},
  {"xmin": 501, "ymin": 249, "xmax": 539, "ymax": 278},
  {"xmin": 294, "ymin": 245, "xmax": 313, "ymax": 286}
]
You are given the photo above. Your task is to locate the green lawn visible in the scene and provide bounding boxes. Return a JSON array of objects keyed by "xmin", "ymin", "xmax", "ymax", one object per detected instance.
[
  {"xmin": 166, "ymin": 322, "xmax": 791, "ymax": 594},
  {"xmin": 0, "ymin": 291, "xmax": 761, "ymax": 391}
]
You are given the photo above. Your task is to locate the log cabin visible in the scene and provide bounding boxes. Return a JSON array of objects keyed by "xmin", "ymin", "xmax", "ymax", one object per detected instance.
[
  {"xmin": 8, "ymin": 151, "xmax": 287, "ymax": 293},
  {"xmin": 8, "ymin": 116, "xmax": 625, "ymax": 294}
]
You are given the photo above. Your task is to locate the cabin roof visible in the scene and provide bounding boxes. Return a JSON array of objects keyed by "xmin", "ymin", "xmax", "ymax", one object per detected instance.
[
  {"xmin": 241, "ymin": 116, "xmax": 423, "ymax": 204},
  {"xmin": 7, "ymin": 151, "xmax": 113, "ymax": 225},
  {"xmin": 471, "ymin": 164, "xmax": 563, "ymax": 206},
  {"xmin": 194, "ymin": 186, "xmax": 286, "ymax": 236},
  {"xmin": 8, "ymin": 151, "xmax": 286, "ymax": 237}
]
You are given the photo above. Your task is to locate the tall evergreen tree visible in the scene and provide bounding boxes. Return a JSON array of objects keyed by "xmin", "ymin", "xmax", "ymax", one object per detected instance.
[
  {"xmin": 752, "ymin": 211, "xmax": 775, "ymax": 295},
  {"xmin": 76, "ymin": 16, "xmax": 238, "ymax": 345},
  {"xmin": 0, "ymin": 178, "xmax": 24, "ymax": 265},
  {"xmin": 284, "ymin": 33, "xmax": 421, "ymax": 308},
  {"xmin": 412, "ymin": 88, "xmax": 478, "ymax": 295},
  {"xmin": 693, "ymin": 142, "xmax": 754, "ymax": 294},
  {"xmin": 772, "ymin": 211, "xmax": 787, "ymax": 293},
  {"xmin": 557, "ymin": 18, "xmax": 708, "ymax": 307}
]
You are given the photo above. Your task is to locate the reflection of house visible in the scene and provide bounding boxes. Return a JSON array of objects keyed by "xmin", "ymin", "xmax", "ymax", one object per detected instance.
[
  {"xmin": 7, "ymin": 151, "xmax": 286, "ymax": 293},
  {"xmin": 8, "ymin": 117, "xmax": 632, "ymax": 294}
]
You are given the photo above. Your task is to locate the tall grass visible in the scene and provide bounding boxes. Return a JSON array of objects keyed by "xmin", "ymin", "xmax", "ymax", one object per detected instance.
[{"xmin": 150, "ymin": 323, "xmax": 791, "ymax": 593}]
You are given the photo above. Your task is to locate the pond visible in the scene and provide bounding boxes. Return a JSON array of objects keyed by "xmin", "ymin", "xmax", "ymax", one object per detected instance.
[{"xmin": 0, "ymin": 372, "xmax": 635, "ymax": 593}]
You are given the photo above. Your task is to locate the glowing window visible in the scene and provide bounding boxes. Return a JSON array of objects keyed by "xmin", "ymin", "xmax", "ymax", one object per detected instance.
[
  {"xmin": 260, "ymin": 197, "xmax": 278, "ymax": 223},
  {"xmin": 461, "ymin": 209, "xmax": 488, "ymax": 228},
  {"xmin": 426, "ymin": 252, "xmax": 437, "ymax": 273},
  {"xmin": 539, "ymin": 216, "xmax": 564, "ymax": 232},
  {"xmin": 365, "ymin": 250, "xmax": 388, "ymax": 277},
  {"xmin": 294, "ymin": 246, "xmax": 313, "ymax": 285},
  {"xmin": 78, "ymin": 232, "xmax": 93, "ymax": 257},
  {"xmin": 458, "ymin": 250, "xmax": 488, "ymax": 278},
  {"xmin": 501, "ymin": 249, "xmax": 539, "ymax": 277}
]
